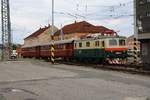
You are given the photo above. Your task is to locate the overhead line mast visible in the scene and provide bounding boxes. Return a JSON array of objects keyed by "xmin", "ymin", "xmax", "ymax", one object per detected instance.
[
  {"xmin": 51, "ymin": 0, "xmax": 55, "ymax": 64},
  {"xmin": 1, "ymin": 0, "xmax": 12, "ymax": 60}
]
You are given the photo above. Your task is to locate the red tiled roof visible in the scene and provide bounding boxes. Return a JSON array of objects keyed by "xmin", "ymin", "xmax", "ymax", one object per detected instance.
[
  {"xmin": 24, "ymin": 26, "xmax": 50, "ymax": 40},
  {"xmin": 54, "ymin": 21, "xmax": 115, "ymax": 36}
]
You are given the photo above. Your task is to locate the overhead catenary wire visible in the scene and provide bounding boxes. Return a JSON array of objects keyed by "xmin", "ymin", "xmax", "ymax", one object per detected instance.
[
  {"xmin": 59, "ymin": 0, "xmax": 133, "ymax": 21},
  {"xmin": 53, "ymin": 0, "xmax": 134, "ymax": 31}
]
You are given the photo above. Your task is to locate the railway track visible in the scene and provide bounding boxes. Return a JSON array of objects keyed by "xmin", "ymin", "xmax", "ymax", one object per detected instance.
[{"xmin": 57, "ymin": 61, "xmax": 150, "ymax": 76}]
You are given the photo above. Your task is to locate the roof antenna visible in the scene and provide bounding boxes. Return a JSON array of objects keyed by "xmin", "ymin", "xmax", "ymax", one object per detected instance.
[{"xmin": 60, "ymin": 24, "xmax": 64, "ymax": 40}]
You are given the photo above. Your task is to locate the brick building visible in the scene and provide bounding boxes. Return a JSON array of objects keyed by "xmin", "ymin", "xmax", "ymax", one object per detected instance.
[
  {"xmin": 54, "ymin": 21, "xmax": 116, "ymax": 41},
  {"xmin": 127, "ymin": 35, "xmax": 140, "ymax": 51},
  {"xmin": 23, "ymin": 25, "xmax": 58, "ymax": 48}
]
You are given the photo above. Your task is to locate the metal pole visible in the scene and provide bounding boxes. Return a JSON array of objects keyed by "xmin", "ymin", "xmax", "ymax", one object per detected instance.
[
  {"xmin": 51, "ymin": 0, "xmax": 55, "ymax": 64},
  {"xmin": 133, "ymin": 0, "xmax": 138, "ymax": 64},
  {"xmin": 134, "ymin": 0, "xmax": 137, "ymax": 38},
  {"xmin": 1, "ymin": 0, "xmax": 12, "ymax": 60},
  {"xmin": 1, "ymin": 0, "xmax": 4, "ymax": 60},
  {"xmin": 52, "ymin": 0, "xmax": 54, "ymax": 35}
]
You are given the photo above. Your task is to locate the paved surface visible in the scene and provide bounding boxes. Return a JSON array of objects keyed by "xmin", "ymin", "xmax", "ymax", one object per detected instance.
[{"xmin": 0, "ymin": 59, "xmax": 150, "ymax": 100}]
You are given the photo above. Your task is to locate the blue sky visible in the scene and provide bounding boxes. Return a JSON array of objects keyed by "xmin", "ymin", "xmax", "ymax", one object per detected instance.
[{"xmin": 0, "ymin": 0, "xmax": 133, "ymax": 44}]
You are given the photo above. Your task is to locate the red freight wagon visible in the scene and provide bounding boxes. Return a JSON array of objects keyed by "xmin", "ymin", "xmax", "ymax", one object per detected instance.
[
  {"xmin": 54, "ymin": 39, "xmax": 74, "ymax": 59},
  {"xmin": 40, "ymin": 45, "xmax": 51, "ymax": 58},
  {"xmin": 21, "ymin": 46, "xmax": 39, "ymax": 58},
  {"xmin": 40, "ymin": 39, "xmax": 74, "ymax": 59}
]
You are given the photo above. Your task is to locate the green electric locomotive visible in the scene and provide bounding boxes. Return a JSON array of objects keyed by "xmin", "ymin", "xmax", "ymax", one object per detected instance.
[{"xmin": 74, "ymin": 35, "xmax": 128, "ymax": 64}]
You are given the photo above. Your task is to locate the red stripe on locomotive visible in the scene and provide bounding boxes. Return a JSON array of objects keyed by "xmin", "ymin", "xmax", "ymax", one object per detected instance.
[{"xmin": 105, "ymin": 48, "xmax": 128, "ymax": 51}]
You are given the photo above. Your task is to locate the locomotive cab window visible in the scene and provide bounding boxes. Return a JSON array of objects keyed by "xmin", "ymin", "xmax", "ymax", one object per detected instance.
[
  {"xmin": 101, "ymin": 41, "xmax": 105, "ymax": 47},
  {"xmin": 79, "ymin": 42, "xmax": 82, "ymax": 48},
  {"xmin": 119, "ymin": 39, "xmax": 126, "ymax": 46},
  {"xmin": 74, "ymin": 43, "xmax": 77, "ymax": 48},
  {"xmin": 109, "ymin": 39, "xmax": 117, "ymax": 46},
  {"xmin": 95, "ymin": 41, "xmax": 100, "ymax": 47},
  {"xmin": 86, "ymin": 42, "xmax": 90, "ymax": 47}
]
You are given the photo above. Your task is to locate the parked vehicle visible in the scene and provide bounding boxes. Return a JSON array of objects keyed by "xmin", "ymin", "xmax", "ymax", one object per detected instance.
[{"xmin": 11, "ymin": 50, "xmax": 17, "ymax": 60}]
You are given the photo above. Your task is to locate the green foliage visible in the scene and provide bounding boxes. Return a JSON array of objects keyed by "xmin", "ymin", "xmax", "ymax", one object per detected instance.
[{"xmin": 12, "ymin": 44, "xmax": 21, "ymax": 50}]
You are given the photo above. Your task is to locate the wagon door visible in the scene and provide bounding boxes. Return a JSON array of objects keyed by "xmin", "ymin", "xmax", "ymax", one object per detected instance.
[{"xmin": 66, "ymin": 43, "xmax": 73, "ymax": 57}]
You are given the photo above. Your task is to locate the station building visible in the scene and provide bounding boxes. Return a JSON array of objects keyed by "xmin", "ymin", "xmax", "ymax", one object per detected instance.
[
  {"xmin": 23, "ymin": 21, "xmax": 116, "ymax": 47},
  {"xmin": 54, "ymin": 21, "xmax": 116, "ymax": 41},
  {"xmin": 23, "ymin": 25, "xmax": 58, "ymax": 48},
  {"xmin": 136, "ymin": 0, "xmax": 150, "ymax": 65}
]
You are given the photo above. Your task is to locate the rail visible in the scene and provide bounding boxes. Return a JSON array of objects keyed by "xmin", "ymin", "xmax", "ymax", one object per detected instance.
[{"xmin": 57, "ymin": 60, "xmax": 150, "ymax": 76}]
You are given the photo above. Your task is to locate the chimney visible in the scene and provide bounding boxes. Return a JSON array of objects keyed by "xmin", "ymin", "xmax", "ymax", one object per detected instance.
[
  {"xmin": 74, "ymin": 20, "xmax": 77, "ymax": 23},
  {"xmin": 48, "ymin": 24, "xmax": 50, "ymax": 27}
]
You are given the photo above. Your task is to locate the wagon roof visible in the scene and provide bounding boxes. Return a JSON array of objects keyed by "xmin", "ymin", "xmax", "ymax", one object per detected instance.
[
  {"xmin": 39, "ymin": 39, "xmax": 74, "ymax": 46},
  {"xmin": 21, "ymin": 43, "xmax": 40, "ymax": 48},
  {"xmin": 22, "ymin": 39, "xmax": 74, "ymax": 48}
]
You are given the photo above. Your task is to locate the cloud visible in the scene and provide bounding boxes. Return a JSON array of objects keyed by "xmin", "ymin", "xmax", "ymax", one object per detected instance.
[
  {"xmin": 0, "ymin": 0, "xmax": 133, "ymax": 44},
  {"xmin": 105, "ymin": 18, "xmax": 127, "ymax": 25}
]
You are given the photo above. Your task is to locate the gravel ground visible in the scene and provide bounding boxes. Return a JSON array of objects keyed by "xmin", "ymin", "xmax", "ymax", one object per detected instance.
[{"xmin": 0, "ymin": 59, "xmax": 150, "ymax": 100}]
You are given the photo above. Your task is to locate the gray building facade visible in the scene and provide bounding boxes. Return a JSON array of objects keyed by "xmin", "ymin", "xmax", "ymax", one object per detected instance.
[{"xmin": 136, "ymin": 0, "xmax": 150, "ymax": 65}]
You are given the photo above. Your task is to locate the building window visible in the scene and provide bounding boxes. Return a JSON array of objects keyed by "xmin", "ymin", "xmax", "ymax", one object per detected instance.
[
  {"xmin": 147, "ymin": 0, "xmax": 150, "ymax": 2},
  {"xmin": 146, "ymin": 12, "xmax": 150, "ymax": 17},
  {"xmin": 86, "ymin": 42, "xmax": 90, "ymax": 47},
  {"xmin": 79, "ymin": 43, "xmax": 82, "ymax": 48},
  {"xmin": 95, "ymin": 41, "xmax": 100, "ymax": 47},
  {"xmin": 137, "ymin": 19, "xmax": 143, "ymax": 31},
  {"xmin": 139, "ymin": 15, "xmax": 143, "ymax": 19},
  {"xmin": 139, "ymin": 0, "xmax": 144, "ymax": 4}
]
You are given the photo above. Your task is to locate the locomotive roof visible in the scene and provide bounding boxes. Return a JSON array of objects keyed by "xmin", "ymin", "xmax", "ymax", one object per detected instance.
[{"xmin": 75, "ymin": 35, "xmax": 126, "ymax": 42}]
